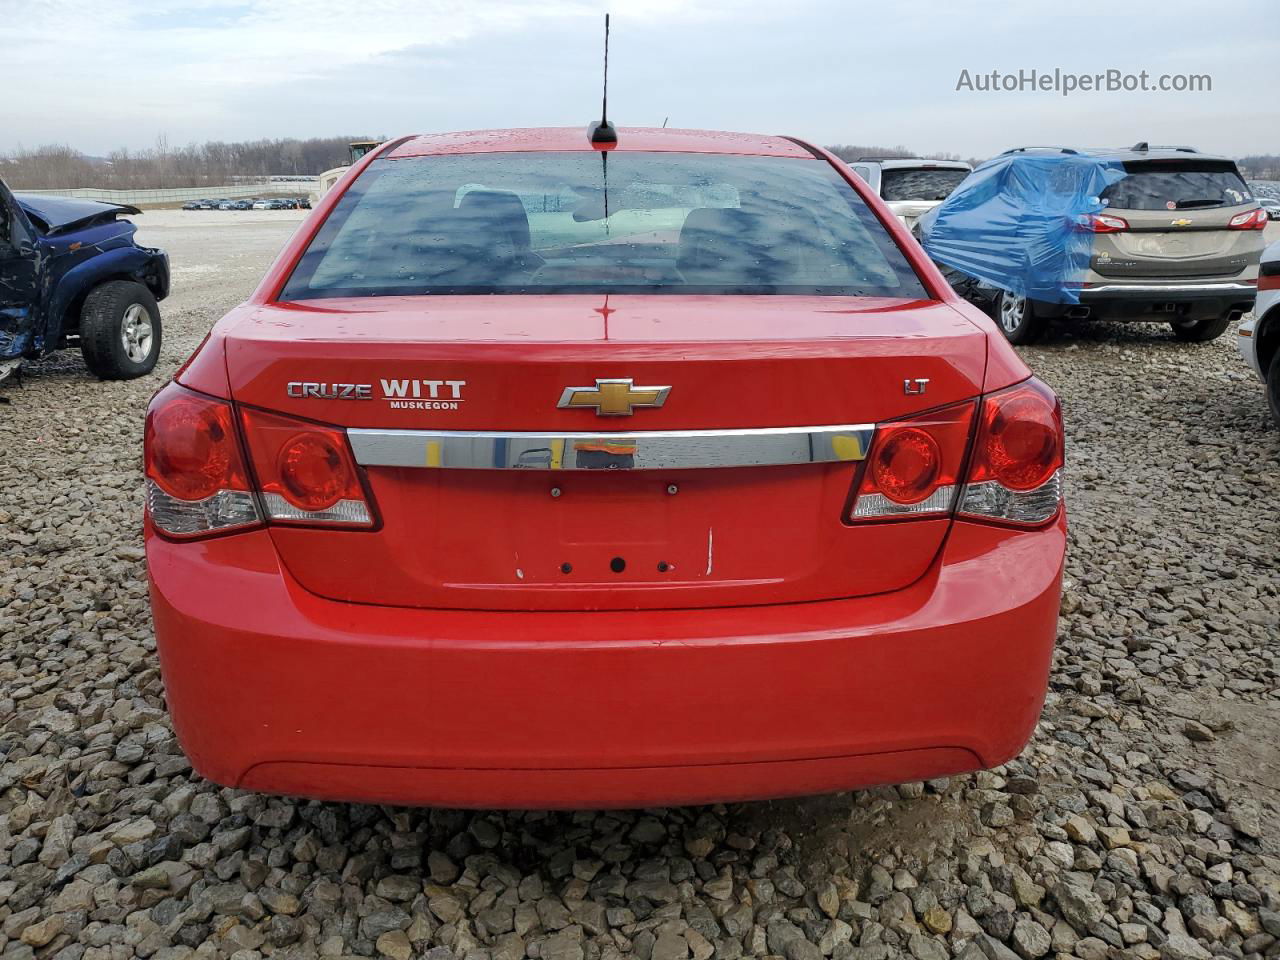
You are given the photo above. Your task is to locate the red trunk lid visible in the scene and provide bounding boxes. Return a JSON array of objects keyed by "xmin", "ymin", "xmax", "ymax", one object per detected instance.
[{"xmin": 217, "ymin": 295, "xmax": 989, "ymax": 611}]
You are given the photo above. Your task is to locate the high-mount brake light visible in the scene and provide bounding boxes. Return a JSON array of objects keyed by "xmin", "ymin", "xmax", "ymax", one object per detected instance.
[
  {"xmin": 1227, "ymin": 207, "xmax": 1268, "ymax": 230},
  {"xmin": 848, "ymin": 378, "xmax": 1064, "ymax": 527},
  {"xmin": 958, "ymin": 378, "xmax": 1064, "ymax": 526},
  {"xmin": 240, "ymin": 408, "xmax": 373, "ymax": 526},
  {"xmin": 144, "ymin": 384, "xmax": 262, "ymax": 537}
]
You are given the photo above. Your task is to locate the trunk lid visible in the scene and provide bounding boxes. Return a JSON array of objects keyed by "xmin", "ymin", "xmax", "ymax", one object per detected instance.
[{"xmin": 220, "ymin": 294, "xmax": 989, "ymax": 611}]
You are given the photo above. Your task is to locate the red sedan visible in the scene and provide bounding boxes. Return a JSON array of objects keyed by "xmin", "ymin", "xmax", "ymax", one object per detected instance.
[{"xmin": 144, "ymin": 127, "xmax": 1065, "ymax": 809}]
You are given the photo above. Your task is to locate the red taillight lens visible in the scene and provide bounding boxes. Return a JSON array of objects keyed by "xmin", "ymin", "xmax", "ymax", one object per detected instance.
[
  {"xmin": 279, "ymin": 434, "xmax": 350, "ymax": 511},
  {"xmin": 1228, "ymin": 207, "xmax": 1268, "ymax": 230},
  {"xmin": 849, "ymin": 401, "xmax": 974, "ymax": 521},
  {"xmin": 959, "ymin": 378, "xmax": 1064, "ymax": 526},
  {"xmin": 144, "ymin": 384, "xmax": 262, "ymax": 537},
  {"xmin": 240, "ymin": 408, "xmax": 374, "ymax": 526},
  {"xmin": 1076, "ymin": 213, "xmax": 1129, "ymax": 233},
  {"xmin": 872, "ymin": 428, "xmax": 941, "ymax": 504}
]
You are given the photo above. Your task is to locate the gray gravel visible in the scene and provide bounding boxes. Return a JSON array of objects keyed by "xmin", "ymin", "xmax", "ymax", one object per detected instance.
[{"xmin": 1, "ymin": 210, "xmax": 1278, "ymax": 960}]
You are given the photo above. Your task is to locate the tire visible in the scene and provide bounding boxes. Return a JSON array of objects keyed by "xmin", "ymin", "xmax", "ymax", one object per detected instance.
[
  {"xmin": 1267, "ymin": 347, "xmax": 1280, "ymax": 429},
  {"xmin": 995, "ymin": 290, "xmax": 1047, "ymax": 345},
  {"xmin": 1170, "ymin": 315, "xmax": 1231, "ymax": 343},
  {"xmin": 79, "ymin": 281, "xmax": 162, "ymax": 380}
]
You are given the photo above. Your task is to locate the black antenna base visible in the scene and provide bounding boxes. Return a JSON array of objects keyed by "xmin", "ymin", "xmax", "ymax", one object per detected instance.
[{"xmin": 588, "ymin": 120, "xmax": 617, "ymax": 144}]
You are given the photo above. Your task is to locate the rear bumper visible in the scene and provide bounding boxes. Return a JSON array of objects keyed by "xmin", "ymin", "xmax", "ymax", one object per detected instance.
[
  {"xmin": 147, "ymin": 516, "xmax": 1065, "ymax": 808},
  {"xmin": 1079, "ymin": 280, "xmax": 1257, "ymax": 301}
]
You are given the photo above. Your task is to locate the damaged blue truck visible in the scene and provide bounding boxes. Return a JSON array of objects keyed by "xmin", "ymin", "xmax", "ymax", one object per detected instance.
[{"xmin": 0, "ymin": 177, "xmax": 168, "ymax": 381}]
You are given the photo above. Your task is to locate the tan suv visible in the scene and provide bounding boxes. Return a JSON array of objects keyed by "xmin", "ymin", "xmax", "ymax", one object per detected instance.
[{"xmin": 990, "ymin": 145, "xmax": 1266, "ymax": 343}]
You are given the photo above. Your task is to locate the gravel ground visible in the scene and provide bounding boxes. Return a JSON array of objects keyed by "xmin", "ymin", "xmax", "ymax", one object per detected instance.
[{"xmin": 1, "ymin": 210, "xmax": 1278, "ymax": 960}]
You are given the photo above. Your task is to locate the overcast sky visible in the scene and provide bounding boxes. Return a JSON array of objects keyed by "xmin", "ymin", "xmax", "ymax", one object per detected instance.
[{"xmin": 3, "ymin": 0, "xmax": 1277, "ymax": 159}]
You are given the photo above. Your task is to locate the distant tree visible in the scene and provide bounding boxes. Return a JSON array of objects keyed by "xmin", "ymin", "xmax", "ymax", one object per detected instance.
[{"xmin": 0, "ymin": 135, "xmax": 383, "ymax": 189}]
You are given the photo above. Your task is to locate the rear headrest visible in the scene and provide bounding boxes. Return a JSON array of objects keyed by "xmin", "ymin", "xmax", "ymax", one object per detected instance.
[
  {"xmin": 677, "ymin": 207, "xmax": 791, "ymax": 282},
  {"xmin": 457, "ymin": 188, "xmax": 532, "ymax": 254}
]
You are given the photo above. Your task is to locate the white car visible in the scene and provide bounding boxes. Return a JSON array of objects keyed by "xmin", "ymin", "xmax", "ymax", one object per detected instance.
[
  {"xmin": 1237, "ymin": 238, "xmax": 1280, "ymax": 425},
  {"xmin": 251, "ymin": 199, "xmax": 273, "ymax": 210},
  {"xmin": 848, "ymin": 158, "xmax": 972, "ymax": 230}
]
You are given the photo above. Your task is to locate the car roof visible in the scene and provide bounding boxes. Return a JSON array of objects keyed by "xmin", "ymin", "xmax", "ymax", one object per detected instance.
[
  {"xmin": 861, "ymin": 158, "xmax": 972, "ymax": 170},
  {"xmin": 387, "ymin": 127, "xmax": 815, "ymax": 159},
  {"xmin": 999, "ymin": 145, "xmax": 1237, "ymax": 165}
]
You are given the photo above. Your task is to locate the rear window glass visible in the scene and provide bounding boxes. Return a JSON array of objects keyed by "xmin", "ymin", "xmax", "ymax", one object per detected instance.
[
  {"xmin": 281, "ymin": 152, "xmax": 928, "ymax": 299},
  {"xmin": 880, "ymin": 168, "xmax": 969, "ymax": 202},
  {"xmin": 1102, "ymin": 163, "xmax": 1252, "ymax": 211}
]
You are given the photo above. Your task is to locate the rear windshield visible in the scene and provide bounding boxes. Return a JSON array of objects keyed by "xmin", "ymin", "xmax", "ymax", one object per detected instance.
[
  {"xmin": 280, "ymin": 151, "xmax": 928, "ymax": 299},
  {"xmin": 1102, "ymin": 162, "xmax": 1252, "ymax": 211},
  {"xmin": 880, "ymin": 168, "xmax": 969, "ymax": 202}
]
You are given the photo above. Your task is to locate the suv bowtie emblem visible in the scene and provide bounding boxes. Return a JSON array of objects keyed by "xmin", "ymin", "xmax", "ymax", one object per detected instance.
[{"xmin": 558, "ymin": 378, "xmax": 672, "ymax": 416}]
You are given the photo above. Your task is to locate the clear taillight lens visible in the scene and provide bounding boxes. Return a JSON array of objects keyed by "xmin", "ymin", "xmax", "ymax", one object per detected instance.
[
  {"xmin": 958, "ymin": 378, "xmax": 1064, "ymax": 526},
  {"xmin": 849, "ymin": 401, "xmax": 975, "ymax": 521},
  {"xmin": 239, "ymin": 408, "xmax": 374, "ymax": 527},
  {"xmin": 144, "ymin": 384, "xmax": 263, "ymax": 537}
]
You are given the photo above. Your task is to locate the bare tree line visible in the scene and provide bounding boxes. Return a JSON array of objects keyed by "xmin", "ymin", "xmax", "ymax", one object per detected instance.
[{"xmin": 0, "ymin": 135, "xmax": 381, "ymax": 190}]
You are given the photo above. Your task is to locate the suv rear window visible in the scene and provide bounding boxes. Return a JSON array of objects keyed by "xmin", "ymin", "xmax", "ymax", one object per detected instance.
[
  {"xmin": 1102, "ymin": 161, "xmax": 1252, "ymax": 211},
  {"xmin": 281, "ymin": 152, "xmax": 928, "ymax": 299},
  {"xmin": 880, "ymin": 168, "xmax": 969, "ymax": 202}
]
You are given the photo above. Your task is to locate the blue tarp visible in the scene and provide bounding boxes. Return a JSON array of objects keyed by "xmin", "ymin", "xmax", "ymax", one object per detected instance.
[{"xmin": 919, "ymin": 153, "xmax": 1128, "ymax": 304}]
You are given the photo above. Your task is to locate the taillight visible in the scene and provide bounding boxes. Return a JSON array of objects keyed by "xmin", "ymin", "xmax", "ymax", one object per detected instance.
[
  {"xmin": 144, "ymin": 384, "xmax": 262, "ymax": 538},
  {"xmin": 1076, "ymin": 213, "xmax": 1129, "ymax": 233},
  {"xmin": 1228, "ymin": 207, "xmax": 1268, "ymax": 230},
  {"xmin": 958, "ymin": 378, "xmax": 1064, "ymax": 526},
  {"xmin": 849, "ymin": 401, "xmax": 974, "ymax": 521},
  {"xmin": 240, "ymin": 408, "xmax": 374, "ymax": 526},
  {"xmin": 848, "ymin": 378, "xmax": 1064, "ymax": 528}
]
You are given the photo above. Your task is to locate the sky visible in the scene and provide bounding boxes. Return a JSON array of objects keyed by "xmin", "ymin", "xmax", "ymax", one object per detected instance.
[{"xmin": 2, "ymin": 0, "xmax": 1277, "ymax": 159}]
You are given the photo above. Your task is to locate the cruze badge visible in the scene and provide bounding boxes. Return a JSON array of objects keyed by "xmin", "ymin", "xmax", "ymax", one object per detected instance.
[
  {"xmin": 558, "ymin": 378, "xmax": 671, "ymax": 416},
  {"xmin": 286, "ymin": 378, "xmax": 467, "ymax": 410}
]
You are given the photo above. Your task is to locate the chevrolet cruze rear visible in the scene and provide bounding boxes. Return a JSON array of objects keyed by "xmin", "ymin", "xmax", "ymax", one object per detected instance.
[{"xmin": 145, "ymin": 128, "xmax": 1067, "ymax": 808}]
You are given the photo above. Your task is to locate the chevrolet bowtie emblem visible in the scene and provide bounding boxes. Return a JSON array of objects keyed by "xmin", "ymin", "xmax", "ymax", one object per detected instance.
[
  {"xmin": 1171, "ymin": 218, "xmax": 1193, "ymax": 227},
  {"xmin": 557, "ymin": 378, "xmax": 672, "ymax": 416}
]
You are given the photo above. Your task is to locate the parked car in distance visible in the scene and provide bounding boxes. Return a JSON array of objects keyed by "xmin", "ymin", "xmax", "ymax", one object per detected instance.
[
  {"xmin": 216, "ymin": 199, "xmax": 235, "ymax": 210},
  {"xmin": 181, "ymin": 200, "xmax": 202, "ymax": 211},
  {"xmin": 231, "ymin": 199, "xmax": 253, "ymax": 211},
  {"xmin": 1259, "ymin": 197, "xmax": 1280, "ymax": 221},
  {"xmin": 1238, "ymin": 239, "xmax": 1280, "ymax": 426},
  {"xmin": 922, "ymin": 144, "xmax": 1265, "ymax": 344},
  {"xmin": 849, "ymin": 157, "xmax": 972, "ymax": 230},
  {"xmin": 297, "ymin": 196, "xmax": 311, "ymax": 209},
  {"xmin": 251, "ymin": 199, "xmax": 274, "ymax": 210},
  {"xmin": 144, "ymin": 126, "xmax": 1067, "ymax": 809},
  {"xmin": 0, "ymin": 179, "xmax": 168, "ymax": 380}
]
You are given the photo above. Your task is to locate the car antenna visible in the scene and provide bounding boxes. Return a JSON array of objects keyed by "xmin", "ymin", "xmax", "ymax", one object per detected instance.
[{"xmin": 587, "ymin": 14, "xmax": 617, "ymax": 144}]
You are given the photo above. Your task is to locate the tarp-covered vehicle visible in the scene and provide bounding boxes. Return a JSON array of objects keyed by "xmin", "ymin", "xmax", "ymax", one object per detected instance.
[
  {"xmin": 920, "ymin": 145, "xmax": 1264, "ymax": 344},
  {"xmin": 0, "ymin": 178, "xmax": 168, "ymax": 380}
]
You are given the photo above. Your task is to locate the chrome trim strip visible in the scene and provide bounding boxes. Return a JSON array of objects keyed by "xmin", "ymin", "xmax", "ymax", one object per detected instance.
[
  {"xmin": 348, "ymin": 424, "xmax": 875, "ymax": 471},
  {"xmin": 1081, "ymin": 282, "xmax": 1257, "ymax": 295}
]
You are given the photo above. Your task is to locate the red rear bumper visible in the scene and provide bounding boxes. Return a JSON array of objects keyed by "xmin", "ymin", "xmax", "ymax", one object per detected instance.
[{"xmin": 146, "ymin": 516, "xmax": 1064, "ymax": 808}]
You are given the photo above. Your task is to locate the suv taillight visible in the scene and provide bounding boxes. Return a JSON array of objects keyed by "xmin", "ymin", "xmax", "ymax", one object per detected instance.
[
  {"xmin": 144, "ymin": 383, "xmax": 375, "ymax": 538},
  {"xmin": 1228, "ymin": 207, "xmax": 1268, "ymax": 230},
  {"xmin": 849, "ymin": 378, "xmax": 1064, "ymax": 528},
  {"xmin": 239, "ymin": 408, "xmax": 374, "ymax": 526},
  {"xmin": 1075, "ymin": 213, "xmax": 1129, "ymax": 233},
  {"xmin": 145, "ymin": 384, "xmax": 262, "ymax": 538}
]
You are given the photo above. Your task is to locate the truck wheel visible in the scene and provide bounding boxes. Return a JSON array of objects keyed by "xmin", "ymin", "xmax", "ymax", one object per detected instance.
[
  {"xmin": 1268, "ymin": 348, "xmax": 1280, "ymax": 429},
  {"xmin": 996, "ymin": 291, "xmax": 1047, "ymax": 345},
  {"xmin": 79, "ymin": 281, "xmax": 162, "ymax": 379},
  {"xmin": 1170, "ymin": 315, "xmax": 1231, "ymax": 343}
]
